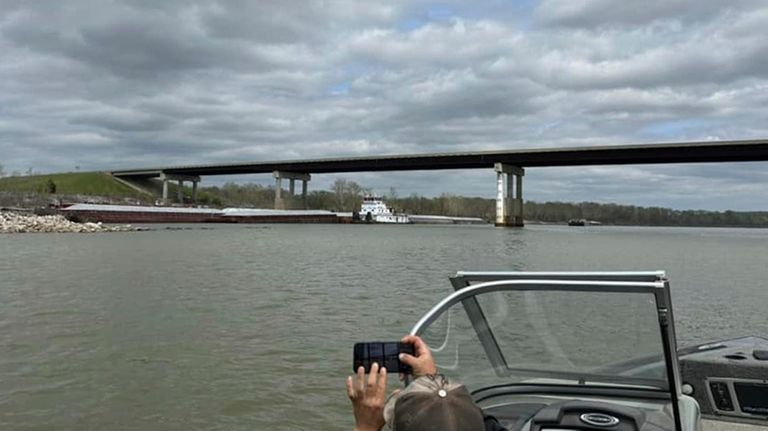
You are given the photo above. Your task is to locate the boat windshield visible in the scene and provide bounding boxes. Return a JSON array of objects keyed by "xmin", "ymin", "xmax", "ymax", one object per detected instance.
[{"xmin": 416, "ymin": 280, "xmax": 670, "ymax": 392}]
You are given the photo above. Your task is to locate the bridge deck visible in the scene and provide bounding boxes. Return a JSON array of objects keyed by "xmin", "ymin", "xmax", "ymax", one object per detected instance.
[{"xmin": 111, "ymin": 139, "xmax": 768, "ymax": 177}]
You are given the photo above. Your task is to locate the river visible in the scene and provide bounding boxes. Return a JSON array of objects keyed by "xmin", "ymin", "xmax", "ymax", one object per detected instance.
[{"xmin": 1, "ymin": 224, "xmax": 767, "ymax": 430}]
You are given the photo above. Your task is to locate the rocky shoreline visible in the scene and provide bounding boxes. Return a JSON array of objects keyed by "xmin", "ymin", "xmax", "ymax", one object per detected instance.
[{"xmin": 1, "ymin": 211, "xmax": 140, "ymax": 233}]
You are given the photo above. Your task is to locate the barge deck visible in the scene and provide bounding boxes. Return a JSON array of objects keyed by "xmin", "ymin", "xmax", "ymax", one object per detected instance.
[{"xmin": 62, "ymin": 204, "xmax": 350, "ymax": 224}]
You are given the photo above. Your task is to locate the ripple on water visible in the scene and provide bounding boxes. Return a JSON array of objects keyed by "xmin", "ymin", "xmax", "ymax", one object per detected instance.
[{"xmin": 220, "ymin": 399, "xmax": 262, "ymax": 416}]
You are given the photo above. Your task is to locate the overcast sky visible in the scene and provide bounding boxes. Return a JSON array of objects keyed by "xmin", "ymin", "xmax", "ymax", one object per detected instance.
[{"xmin": 1, "ymin": 0, "xmax": 767, "ymax": 210}]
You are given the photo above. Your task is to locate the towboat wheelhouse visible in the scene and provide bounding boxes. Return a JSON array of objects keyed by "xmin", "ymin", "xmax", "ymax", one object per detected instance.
[{"xmin": 359, "ymin": 196, "xmax": 411, "ymax": 224}]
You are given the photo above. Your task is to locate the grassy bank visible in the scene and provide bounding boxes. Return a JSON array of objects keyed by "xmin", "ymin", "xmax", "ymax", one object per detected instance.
[
  {"xmin": 0, "ymin": 172, "xmax": 139, "ymax": 196},
  {"xmin": 0, "ymin": 172, "xmax": 216, "ymax": 207}
]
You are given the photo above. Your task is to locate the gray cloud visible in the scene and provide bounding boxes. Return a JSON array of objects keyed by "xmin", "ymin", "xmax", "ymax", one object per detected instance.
[
  {"xmin": 1, "ymin": 4, "xmax": 275, "ymax": 79},
  {"xmin": 534, "ymin": 0, "xmax": 764, "ymax": 28},
  {"xmin": 0, "ymin": 0, "xmax": 767, "ymax": 210}
]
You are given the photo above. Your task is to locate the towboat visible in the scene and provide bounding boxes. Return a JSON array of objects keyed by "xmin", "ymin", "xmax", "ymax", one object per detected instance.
[
  {"xmin": 407, "ymin": 271, "xmax": 768, "ymax": 431},
  {"xmin": 567, "ymin": 219, "xmax": 587, "ymax": 226},
  {"xmin": 359, "ymin": 196, "xmax": 411, "ymax": 224}
]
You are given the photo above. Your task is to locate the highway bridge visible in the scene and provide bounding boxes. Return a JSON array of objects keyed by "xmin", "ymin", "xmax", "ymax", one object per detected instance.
[{"xmin": 111, "ymin": 139, "xmax": 768, "ymax": 226}]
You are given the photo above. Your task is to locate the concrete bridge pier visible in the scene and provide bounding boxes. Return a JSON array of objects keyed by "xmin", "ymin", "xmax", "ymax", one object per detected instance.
[
  {"xmin": 273, "ymin": 171, "xmax": 311, "ymax": 210},
  {"xmin": 160, "ymin": 173, "xmax": 201, "ymax": 204},
  {"xmin": 494, "ymin": 163, "xmax": 524, "ymax": 227},
  {"xmin": 162, "ymin": 178, "xmax": 169, "ymax": 203}
]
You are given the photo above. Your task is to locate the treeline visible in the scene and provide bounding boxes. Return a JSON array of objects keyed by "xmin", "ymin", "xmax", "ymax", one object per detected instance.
[
  {"xmin": 198, "ymin": 180, "xmax": 767, "ymax": 227},
  {"xmin": 390, "ymin": 197, "xmax": 768, "ymax": 227},
  {"xmin": 525, "ymin": 201, "xmax": 768, "ymax": 227},
  {"xmin": 198, "ymin": 179, "xmax": 371, "ymax": 212},
  {"xmin": 387, "ymin": 194, "xmax": 496, "ymax": 220}
]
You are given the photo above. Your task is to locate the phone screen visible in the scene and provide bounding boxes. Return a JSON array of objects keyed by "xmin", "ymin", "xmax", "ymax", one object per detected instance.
[{"xmin": 353, "ymin": 342, "xmax": 414, "ymax": 374}]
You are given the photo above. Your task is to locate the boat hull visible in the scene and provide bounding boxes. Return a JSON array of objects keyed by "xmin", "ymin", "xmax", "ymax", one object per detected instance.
[{"xmin": 61, "ymin": 204, "xmax": 345, "ymax": 224}]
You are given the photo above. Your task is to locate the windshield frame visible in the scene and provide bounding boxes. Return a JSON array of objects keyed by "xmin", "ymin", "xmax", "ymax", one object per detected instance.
[{"xmin": 409, "ymin": 273, "xmax": 682, "ymax": 399}]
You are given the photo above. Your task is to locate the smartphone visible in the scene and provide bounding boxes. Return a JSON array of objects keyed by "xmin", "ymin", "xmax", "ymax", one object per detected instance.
[{"xmin": 353, "ymin": 342, "xmax": 415, "ymax": 374}]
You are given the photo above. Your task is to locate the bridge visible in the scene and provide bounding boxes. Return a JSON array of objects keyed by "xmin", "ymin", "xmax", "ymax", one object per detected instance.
[{"xmin": 111, "ymin": 139, "xmax": 768, "ymax": 226}]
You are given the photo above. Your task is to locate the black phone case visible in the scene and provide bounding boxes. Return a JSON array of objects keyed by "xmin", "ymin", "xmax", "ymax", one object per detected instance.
[{"xmin": 353, "ymin": 342, "xmax": 415, "ymax": 374}]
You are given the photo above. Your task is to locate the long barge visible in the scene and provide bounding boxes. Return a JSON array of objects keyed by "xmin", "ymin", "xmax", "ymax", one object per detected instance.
[
  {"xmin": 61, "ymin": 204, "xmax": 350, "ymax": 224},
  {"xmin": 61, "ymin": 204, "xmax": 485, "ymax": 225}
]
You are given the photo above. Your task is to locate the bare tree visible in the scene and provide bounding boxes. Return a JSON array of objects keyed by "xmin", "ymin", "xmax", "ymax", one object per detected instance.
[
  {"xmin": 331, "ymin": 178, "xmax": 369, "ymax": 211},
  {"xmin": 386, "ymin": 187, "xmax": 398, "ymax": 200},
  {"xmin": 332, "ymin": 178, "xmax": 348, "ymax": 209}
]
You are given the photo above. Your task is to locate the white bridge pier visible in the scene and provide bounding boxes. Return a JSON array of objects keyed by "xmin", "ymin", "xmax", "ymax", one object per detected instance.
[{"xmin": 494, "ymin": 163, "xmax": 524, "ymax": 227}]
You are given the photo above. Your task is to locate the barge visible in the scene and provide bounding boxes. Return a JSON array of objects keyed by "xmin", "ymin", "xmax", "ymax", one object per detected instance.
[
  {"xmin": 61, "ymin": 203, "xmax": 484, "ymax": 225},
  {"xmin": 61, "ymin": 204, "xmax": 348, "ymax": 224}
]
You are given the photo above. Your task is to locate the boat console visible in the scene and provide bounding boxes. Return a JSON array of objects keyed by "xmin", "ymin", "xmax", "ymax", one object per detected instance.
[
  {"xmin": 406, "ymin": 271, "xmax": 768, "ymax": 431},
  {"xmin": 527, "ymin": 400, "xmax": 644, "ymax": 430},
  {"xmin": 482, "ymin": 396, "xmax": 675, "ymax": 430},
  {"xmin": 679, "ymin": 336, "xmax": 768, "ymax": 424}
]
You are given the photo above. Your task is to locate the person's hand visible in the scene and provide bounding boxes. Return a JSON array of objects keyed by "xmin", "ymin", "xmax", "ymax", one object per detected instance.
[
  {"xmin": 346, "ymin": 363, "xmax": 387, "ymax": 431},
  {"xmin": 399, "ymin": 335, "xmax": 438, "ymax": 378}
]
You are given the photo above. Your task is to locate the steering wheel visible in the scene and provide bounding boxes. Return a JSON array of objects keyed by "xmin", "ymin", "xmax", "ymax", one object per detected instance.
[{"xmin": 527, "ymin": 400, "xmax": 643, "ymax": 431}]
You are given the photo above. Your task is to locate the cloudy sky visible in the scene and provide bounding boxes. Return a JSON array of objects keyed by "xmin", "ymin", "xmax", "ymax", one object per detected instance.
[{"xmin": 1, "ymin": 0, "xmax": 767, "ymax": 210}]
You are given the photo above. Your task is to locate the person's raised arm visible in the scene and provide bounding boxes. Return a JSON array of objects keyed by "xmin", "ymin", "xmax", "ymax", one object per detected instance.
[
  {"xmin": 346, "ymin": 363, "xmax": 388, "ymax": 431},
  {"xmin": 398, "ymin": 335, "xmax": 437, "ymax": 378}
]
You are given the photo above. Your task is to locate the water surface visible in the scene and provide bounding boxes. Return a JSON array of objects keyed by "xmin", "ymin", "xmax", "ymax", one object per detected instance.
[{"xmin": 1, "ymin": 224, "xmax": 766, "ymax": 430}]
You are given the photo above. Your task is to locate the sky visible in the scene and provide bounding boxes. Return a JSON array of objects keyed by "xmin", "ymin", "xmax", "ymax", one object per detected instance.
[{"xmin": 1, "ymin": 0, "xmax": 767, "ymax": 210}]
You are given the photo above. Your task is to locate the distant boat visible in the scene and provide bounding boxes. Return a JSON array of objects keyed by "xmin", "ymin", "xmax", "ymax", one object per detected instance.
[{"xmin": 567, "ymin": 218, "xmax": 602, "ymax": 226}]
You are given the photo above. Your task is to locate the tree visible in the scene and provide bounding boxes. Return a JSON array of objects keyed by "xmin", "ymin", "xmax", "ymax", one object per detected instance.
[
  {"xmin": 386, "ymin": 187, "xmax": 398, "ymax": 200},
  {"xmin": 330, "ymin": 178, "xmax": 367, "ymax": 211},
  {"xmin": 332, "ymin": 178, "xmax": 348, "ymax": 209},
  {"xmin": 0, "ymin": 163, "xmax": 4, "ymax": 177},
  {"xmin": 45, "ymin": 178, "xmax": 57, "ymax": 194}
]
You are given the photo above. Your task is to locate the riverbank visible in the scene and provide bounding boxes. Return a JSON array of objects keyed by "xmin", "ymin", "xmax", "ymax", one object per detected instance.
[{"xmin": 0, "ymin": 210, "xmax": 139, "ymax": 233}]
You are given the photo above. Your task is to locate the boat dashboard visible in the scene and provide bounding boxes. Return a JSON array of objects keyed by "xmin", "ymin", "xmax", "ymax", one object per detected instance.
[
  {"xmin": 678, "ymin": 336, "xmax": 768, "ymax": 425},
  {"xmin": 475, "ymin": 386, "xmax": 677, "ymax": 431}
]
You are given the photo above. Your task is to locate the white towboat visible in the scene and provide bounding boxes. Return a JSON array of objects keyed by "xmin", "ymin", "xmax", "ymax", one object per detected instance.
[
  {"xmin": 407, "ymin": 271, "xmax": 768, "ymax": 431},
  {"xmin": 359, "ymin": 196, "xmax": 411, "ymax": 224}
]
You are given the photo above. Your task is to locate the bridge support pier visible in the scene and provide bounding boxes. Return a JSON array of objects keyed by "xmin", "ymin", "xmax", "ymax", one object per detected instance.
[
  {"xmin": 162, "ymin": 178, "xmax": 169, "ymax": 203},
  {"xmin": 273, "ymin": 171, "xmax": 311, "ymax": 210},
  {"xmin": 494, "ymin": 163, "xmax": 524, "ymax": 227},
  {"xmin": 160, "ymin": 173, "xmax": 201, "ymax": 205}
]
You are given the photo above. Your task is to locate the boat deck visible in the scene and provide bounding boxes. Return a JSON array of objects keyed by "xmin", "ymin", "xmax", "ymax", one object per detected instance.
[{"xmin": 703, "ymin": 420, "xmax": 764, "ymax": 430}]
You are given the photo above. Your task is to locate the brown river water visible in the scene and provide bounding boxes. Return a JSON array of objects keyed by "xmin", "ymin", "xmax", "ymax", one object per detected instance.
[{"xmin": 1, "ymin": 224, "xmax": 767, "ymax": 430}]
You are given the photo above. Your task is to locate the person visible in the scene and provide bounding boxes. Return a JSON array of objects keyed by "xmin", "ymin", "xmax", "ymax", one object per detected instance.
[{"xmin": 346, "ymin": 335, "xmax": 507, "ymax": 431}]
